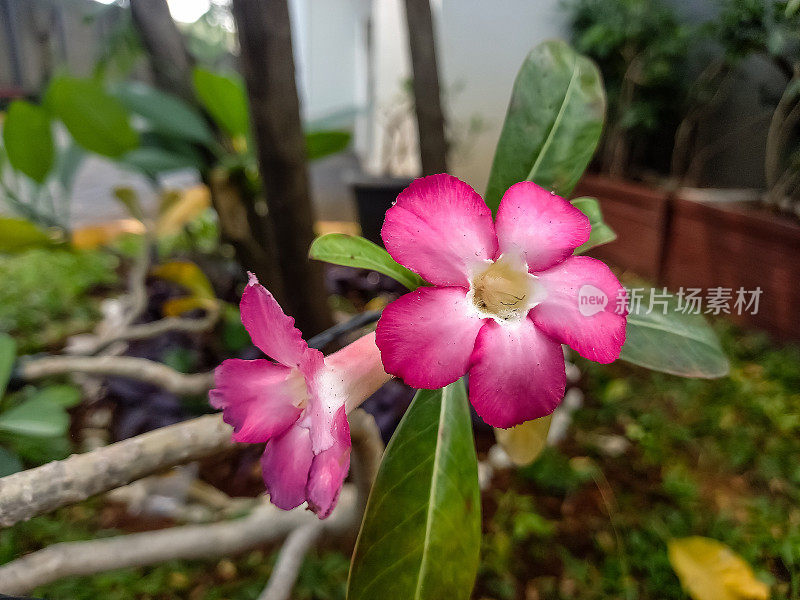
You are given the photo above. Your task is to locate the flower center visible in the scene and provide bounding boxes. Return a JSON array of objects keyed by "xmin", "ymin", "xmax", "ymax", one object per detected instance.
[{"xmin": 469, "ymin": 255, "xmax": 541, "ymax": 321}]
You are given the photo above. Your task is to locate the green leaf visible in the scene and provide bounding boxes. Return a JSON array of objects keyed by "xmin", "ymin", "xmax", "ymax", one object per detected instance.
[
  {"xmin": 32, "ymin": 385, "xmax": 82, "ymax": 408},
  {"xmin": 45, "ymin": 76, "xmax": 139, "ymax": 158},
  {"xmin": 113, "ymin": 187, "xmax": 145, "ymax": 221},
  {"xmin": 347, "ymin": 381, "xmax": 481, "ymax": 600},
  {"xmin": 309, "ymin": 234, "xmax": 425, "ymax": 291},
  {"xmin": 9, "ymin": 433, "xmax": 71, "ymax": 465},
  {"xmin": 305, "ymin": 130, "xmax": 351, "ymax": 161},
  {"xmin": 110, "ymin": 81, "xmax": 215, "ymax": 146},
  {"xmin": 571, "ymin": 197, "xmax": 617, "ymax": 254},
  {"xmin": 56, "ymin": 142, "xmax": 85, "ymax": 192},
  {"xmin": 120, "ymin": 146, "xmax": 204, "ymax": 176},
  {"xmin": 0, "ymin": 217, "xmax": 53, "ymax": 253},
  {"xmin": 485, "ymin": 40, "xmax": 605, "ymax": 212},
  {"xmin": 0, "ymin": 446, "xmax": 23, "ymax": 477},
  {"xmin": 0, "ymin": 398, "xmax": 69, "ymax": 437},
  {"xmin": 3, "ymin": 100, "xmax": 55, "ymax": 183},
  {"xmin": 621, "ymin": 288, "xmax": 729, "ymax": 378},
  {"xmin": 192, "ymin": 68, "xmax": 250, "ymax": 139},
  {"xmin": 0, "ymin": 333, "xmax": 16, "ymax": 398}
]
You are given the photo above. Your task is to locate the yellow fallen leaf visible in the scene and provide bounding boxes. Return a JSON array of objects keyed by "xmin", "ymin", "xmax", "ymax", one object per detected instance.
[
  {"xmin": 156, "ymin": 185, "xmax": 211, "ymax": 236},
  {"xmin": 151, "ymin": 261, "xmax": 215, "ymax": 299},
  {"xmin": 71, "ymin": 219, "xmax": 145, "ymax": 250},
  {"xmin": 152, "ymin": 261, "xmax": 218, "ymax": 317},
  {"xmin": 668, "ymin": 537, "xmax": 769, "ymax": 600},
  {"xmin": 493, "ymin": 414, "xmax": 552, "ymax": 466},
  {"xmin": 162, "ymin": 296, "xmax": 218, "ymax": 317}
]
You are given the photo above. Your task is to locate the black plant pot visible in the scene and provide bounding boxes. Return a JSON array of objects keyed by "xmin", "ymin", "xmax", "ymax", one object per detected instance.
[{"xmin": 351, "ymin": 176, "xmax": 412, "ymax": 245}]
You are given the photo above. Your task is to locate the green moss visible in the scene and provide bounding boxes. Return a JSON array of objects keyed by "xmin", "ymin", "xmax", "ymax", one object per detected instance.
[{"xmin": 0, "ymin": 248, "xmax": 118, "ymax": 352}]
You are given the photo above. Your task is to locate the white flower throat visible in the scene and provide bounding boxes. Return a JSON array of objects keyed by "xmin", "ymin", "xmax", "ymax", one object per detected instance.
[{"xmin": 468, "ymin": 254, "xmax": 543, "ymax": 322}]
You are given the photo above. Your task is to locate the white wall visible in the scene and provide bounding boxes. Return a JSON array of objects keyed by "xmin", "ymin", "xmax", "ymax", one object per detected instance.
[
  {"xmin": 291, "ymin": 0, "xmax": 371, "ymax": 123},
  {"xmin": 359, "ymin": 0, "xmax": 568, "ymax": 191},
  {"xmin": 438, "ymin": 0, "xmax": 569, "ymax": 194},
  {"xmin": 293, "ymin": 0, "xmax": 568, "ymax": 192}
]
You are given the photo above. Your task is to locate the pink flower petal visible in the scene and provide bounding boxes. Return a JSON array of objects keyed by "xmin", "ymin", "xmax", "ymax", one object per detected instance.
[
  {"xmin": 381, "ymin": 174, "xmax": 498, "ymax": 287},
  {"xmin": 306, "ymin": 406, "xmax": 351, "ymax": 519},
  {"xmin": 495, "ymin": 182, "xmax": 590, "ymax": 272},
  {"xmin": 531, "ymin": 256, "xmax": 627, "ymax": 363},
  {"xmin": 299, "ymin": 334, "xmax": 388, "ymax": 455},
  {"xmin": 376, "ymin": 286, "xmax": 486, "ymax": 389},
  {"xmin": 261, "ymin": 424, "xmax": 314, "ymax": 511},
  {"xmin": 240, "ymin": 273, "xmax": 312, "ymax": 368},
  {"xmin": 211, "ymin": 359, "xmax": 303, "ymax": 443},
  {"xmin": 468, "ymin": 319, "xmax": 566, "ymax": 428}
]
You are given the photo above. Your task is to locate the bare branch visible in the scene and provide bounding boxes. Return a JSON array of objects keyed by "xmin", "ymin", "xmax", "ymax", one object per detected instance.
[
  {"xmin": 258, "ymin": 524, "xmax": 323, "ymax": 600},
  {"xmin": 0, "ymin": 414, "xmax": 231, "ymax": 528},
  {"xmin": 0, "ymin": 411, "xmax": 384, "ymax": 595},
  {"xmin": 0, "ymin": 487, "xmax": 357, "ymax": 595},
  {"xmin": 19, "ymin": 355, "xmax": 214, "ymax": 396}
]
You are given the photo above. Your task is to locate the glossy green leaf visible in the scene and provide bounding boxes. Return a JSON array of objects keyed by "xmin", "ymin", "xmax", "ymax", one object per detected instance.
[
  {"xmin": 0, "ymin": 447, "xmax": 23, "ymax": 477},
  {"xmin": 621, "ymin": 288, "xmax": 729, "ymax": 378},
  {"xmin": 0, "ymin": 333, "xmax": 16, "ymax": 398},
  {"xmin": 310, "ymin": 234, "xmax": 425, "ymax": 291},
  {"xmin": 0, "ymin": 217, "xmax": 53, "ymax": 253},
  {"xmin": 571, "ymin": 197, "xmax": 617, "ymax": 254},
  {"xmin": 0, "ymin": 398, "xmax": 69, "ymax": 437},
  {"xmin": 110, "ymin": 81, "xmax": 215, "ymax": 146},
  {"xmin": 192, "ymin": 68, "xmax": 250, "ymax": 139},
  {"xmin": 485, "ymin": 40, "xmax": 605, "ymax": 212},
  {"xmin": 306, "ymin": 130, "xmax": 351, "ymax": 161},
  {"xmin": 3, "ymin": 100, "xmax": 54, "ymax": 183},
  {"xmin": 348, "ymin": 381, "xmax": 481, "ymax": 600},
  {"xmin": 32, "ymin": 385, "xmax": 82, "ymax": 408},
  {"xmin": 45, "ymin": 76, "xmax": 139, "ymax": 158}
]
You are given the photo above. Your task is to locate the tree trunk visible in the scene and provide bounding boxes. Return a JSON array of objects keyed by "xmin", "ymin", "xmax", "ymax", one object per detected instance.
[
  {"xmin": 129, "ymin": 0, "xmax": 287, "ymax": 303},
  {"xmin": 129, "ymin": 0, "xmax": 196, "ymax": 105},
  {"xmin": 230, "ymin": 0, "xmax": 332, "ymax": 335},
  {"xmin": 404, "ymin": 0, "xmax": 448, "ymax": 175}
]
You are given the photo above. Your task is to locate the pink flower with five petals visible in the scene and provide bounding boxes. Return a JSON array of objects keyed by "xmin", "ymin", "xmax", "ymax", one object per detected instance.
[
  {"xmin": 211, "ymin": 274, "xmax": 391, "ymax": 518},
  {"xmin": 376, "ymin": 174, "xmax": 627, "ymax": 428}
]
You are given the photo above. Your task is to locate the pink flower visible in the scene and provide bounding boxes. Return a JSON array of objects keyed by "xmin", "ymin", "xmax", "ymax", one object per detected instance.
[
  {"xmin": 377, "ymin": 174, "xmax": 627, "ymax": 428},
  {"xmin": 210, "ymin": 274, "xmax": 391, "ymax": 518}
]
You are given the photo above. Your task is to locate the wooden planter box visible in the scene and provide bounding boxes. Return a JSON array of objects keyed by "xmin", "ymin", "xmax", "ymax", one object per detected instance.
[
  {"xmin": 662, "ymin": 194, "xmax": 800, "ymax": 340},
  {"xmin": 573, "ymin": 175, "xmax": 800, "ymax": 339},
  {"xmin": 572, "ymin": 174, "xmax": 671, "ymax": 280}
]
